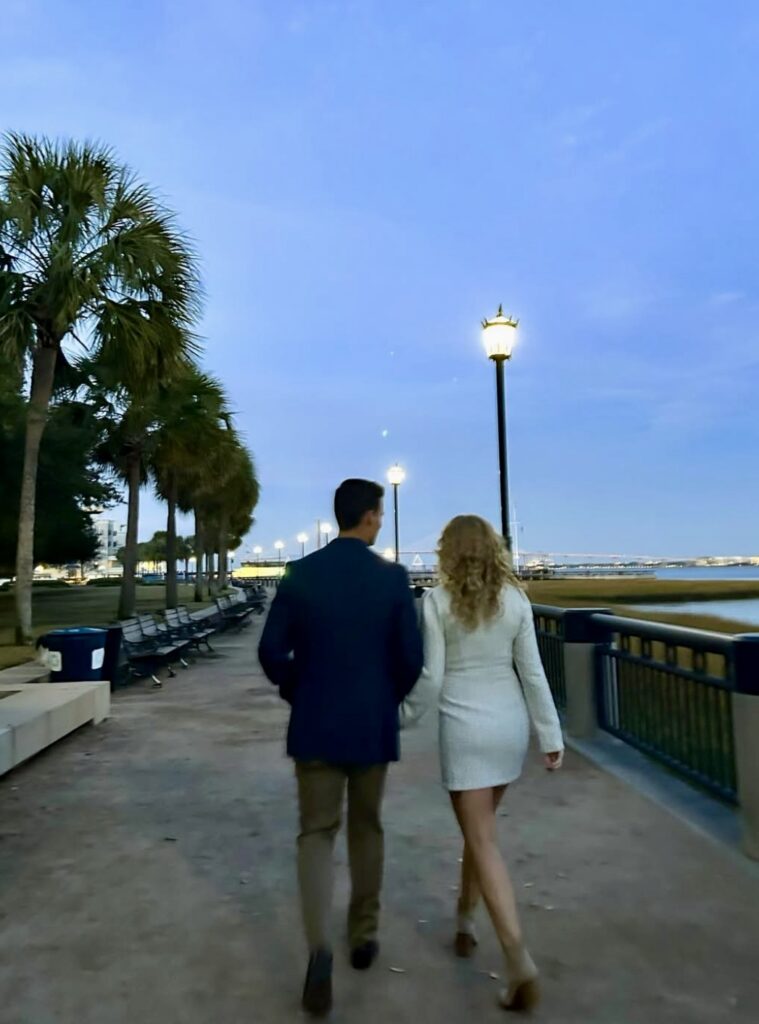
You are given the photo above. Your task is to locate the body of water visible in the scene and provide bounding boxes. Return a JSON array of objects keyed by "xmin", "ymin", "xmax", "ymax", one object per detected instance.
[
  {"xmin": 654, "ymin": 566, "xmax": 759, "ymax": 582},
  {"xmin": 630, "ymin": 600, "xmax": 759, "ymax": 627},
  {"xmin": 634, "ymin": 567, "xmax": 759, "ymax": 627},
  {"xmin": 618, "ymin": 566, "xmax": 759, "ymax": 628}
]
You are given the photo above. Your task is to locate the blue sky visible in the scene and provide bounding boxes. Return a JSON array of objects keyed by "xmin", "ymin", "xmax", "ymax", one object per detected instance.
[{"xmin": 4, "ymin": 1, "xmax": 759, "ymax": 559}]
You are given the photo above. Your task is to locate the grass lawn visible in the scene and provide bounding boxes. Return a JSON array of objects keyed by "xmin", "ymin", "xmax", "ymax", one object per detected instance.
[
  {"xmin": 0, "ymin": 585, "xmax": 215, "ymax": 670},
  {"xmin": 3, "ymin": 576, "xmax": 758, "ymax": 672}
]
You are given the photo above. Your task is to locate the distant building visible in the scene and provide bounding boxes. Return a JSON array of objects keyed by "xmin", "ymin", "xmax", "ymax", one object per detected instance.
[{"xmin": 94, "ymin": 519, "xmax": 126, "ymax": 568}]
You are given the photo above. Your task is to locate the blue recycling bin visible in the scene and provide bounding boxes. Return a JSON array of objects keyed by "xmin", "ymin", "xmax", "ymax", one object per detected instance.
[{"xmin": 37, "ymin": 627, "xmax": 107, "ymax": 682}]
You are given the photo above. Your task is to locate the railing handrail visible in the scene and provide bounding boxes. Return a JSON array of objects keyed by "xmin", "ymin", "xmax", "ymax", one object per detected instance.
[
  {"xmin": 530, "ymin": 602, "xmax": 759, "ymax": 821},
  {"xmin": 588, "ymin": 611, "xmax": 736, "ymax": 654},
  {"xmin": 531, "ymin": 603, "xmax": 569, "ymax": 619}
]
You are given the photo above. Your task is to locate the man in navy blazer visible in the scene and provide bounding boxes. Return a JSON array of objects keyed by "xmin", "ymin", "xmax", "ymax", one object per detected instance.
[{"xmin": 259, "ymin": 479, "xmax": 423, "ymax": 1016}]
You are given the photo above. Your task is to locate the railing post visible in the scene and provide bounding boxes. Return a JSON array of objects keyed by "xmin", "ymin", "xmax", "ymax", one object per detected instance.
[
  {"xmin": 561, "ymin": 609, "xmax": 611, "ymax": 740},
  {"xmin": 732, "ymin": 635, "xmax": 759, "ymax": 860}
]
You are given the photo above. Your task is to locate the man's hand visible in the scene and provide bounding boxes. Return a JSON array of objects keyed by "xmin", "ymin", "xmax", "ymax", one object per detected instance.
[{"xmin": 544, "ymin": 751, "xmax": 564, "ymax": 771}]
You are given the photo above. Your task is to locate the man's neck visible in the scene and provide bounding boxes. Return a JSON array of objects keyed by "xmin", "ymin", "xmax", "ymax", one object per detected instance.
[{"xmin": 338, "ymin": 530, "xmax": 371, "ymax": 545}]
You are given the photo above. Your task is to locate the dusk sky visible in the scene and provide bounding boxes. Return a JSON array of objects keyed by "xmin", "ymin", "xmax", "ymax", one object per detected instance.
[{"xmin": 4, "ymin": 1, "xmax": 759, "ymax": 559}]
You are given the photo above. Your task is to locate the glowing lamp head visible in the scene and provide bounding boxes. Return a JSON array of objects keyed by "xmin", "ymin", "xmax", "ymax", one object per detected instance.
[
  {"xmin": 274, "ymin": 541, "xmax": 285, "ymax": 551},
  {"xmin": 297, "ymin": 533, "xmax": 308, "ymax": 544},
  {"xmin": 387, "ymin": 464, "xmax": 406, "ymax": 487},
  {"xmin": 482, "ymin": 305, "xmax": 519, "ymax": 361},
  {"xmin": 321, "ymin": 522, "xmax": 333, "ymax": 537}
]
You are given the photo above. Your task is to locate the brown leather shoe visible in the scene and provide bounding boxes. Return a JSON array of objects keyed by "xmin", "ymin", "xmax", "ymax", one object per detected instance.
[{"xmin": 455, "ymin": 931, "xmax": 478, "ymax": 958}]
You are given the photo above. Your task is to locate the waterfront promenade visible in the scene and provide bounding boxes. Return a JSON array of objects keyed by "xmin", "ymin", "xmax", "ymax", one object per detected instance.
[{"xmin": 1, "ymin": 620, "xmax": 759, "ymax": 1023}]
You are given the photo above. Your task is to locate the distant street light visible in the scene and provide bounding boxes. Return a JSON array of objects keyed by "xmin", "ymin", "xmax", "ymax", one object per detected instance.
[
  {"xmin": 274, "ymin": 540, "xmax": 285, "ymax": 563},
  {"xmin": 387, "ymin": 464, "xmax": 406, "ymax": 564},
  {"xmin": 297, "ymin": 532, "xmax": 309, "ymax": 558},
  {"xmin": 482, "ymin": 305, "xmax": 518, "ymax": 550},
  {"xmin": 383, "ymin": 547, "xmax": 395, "ymax": 561},
  {"xmin": 321, "ymin": 522, "xmax": 333, "ymax": 546},
  {"xmin": 253, "ymin": 545, "xmax": 263, "ymax": 563}
]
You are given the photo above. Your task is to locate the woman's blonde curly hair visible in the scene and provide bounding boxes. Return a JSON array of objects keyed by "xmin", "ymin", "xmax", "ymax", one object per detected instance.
[{"xmin": 437, "ymin": 515, "xmax": 522, "ymax": 630}]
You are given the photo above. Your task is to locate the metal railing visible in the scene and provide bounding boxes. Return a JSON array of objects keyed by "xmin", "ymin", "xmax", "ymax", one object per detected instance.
[
  {"xmin": 591, "ymin": 614, "xmax": 738, "ymax": 802},
  {"xmin": 532, "ymin": 605, "xmax": 567, "ymax": 711}
]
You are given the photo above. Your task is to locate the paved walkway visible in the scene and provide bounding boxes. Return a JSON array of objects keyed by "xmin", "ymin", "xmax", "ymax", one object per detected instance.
[{"xmin": 1, "ymin": 621, "xmax": 759, "ymax": 1024}]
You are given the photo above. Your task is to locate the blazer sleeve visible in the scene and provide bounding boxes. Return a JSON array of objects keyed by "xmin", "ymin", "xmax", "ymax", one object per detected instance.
[
  {"xmin": 513, "ymin": 593, "xmax": 565, "ymax": 753},
  {"xmin": 400, "ymin": 588, "xmax": 445, "ymax": 728},
  {"xmin": 391, "ymin": 567, "xmax": 424, "ymax": 703},
  {"xmin": 258, "ymin": 569, "xmax": 298, "ymax": 702}
]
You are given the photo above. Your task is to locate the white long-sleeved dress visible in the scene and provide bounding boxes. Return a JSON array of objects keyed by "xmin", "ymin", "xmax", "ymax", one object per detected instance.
[{"xmin": 402, "ymin": 585, "xmax": 564, "ymax": 792}]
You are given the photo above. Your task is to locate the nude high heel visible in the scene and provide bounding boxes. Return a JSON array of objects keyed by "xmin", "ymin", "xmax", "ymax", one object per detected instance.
[
  {"xmin": 499, "ymin": 947, "xmax": 540, "ymax": 1012},
  {"xmin": 454, "ymin": 912, "xmax": 479, "ymax": 958}
]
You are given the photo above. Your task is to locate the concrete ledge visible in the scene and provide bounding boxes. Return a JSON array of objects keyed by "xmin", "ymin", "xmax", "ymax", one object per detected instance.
[
  {"xmin": 0, "ymin": 661, "xmax": 49, "ymax": 685},
  {"xmin": 0, "ymin": 681, "xmax": 110, "ymax": 777}
]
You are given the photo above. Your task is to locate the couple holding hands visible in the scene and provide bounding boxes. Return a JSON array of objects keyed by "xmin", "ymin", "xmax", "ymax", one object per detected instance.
[{"xmin": 259, "ymin": 478, "xmax": 563, "ymax": 1016}]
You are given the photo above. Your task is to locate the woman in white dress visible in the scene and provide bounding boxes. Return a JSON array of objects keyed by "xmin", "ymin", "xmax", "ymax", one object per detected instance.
[{"xmin": 402, "ymin": 515, "xmax": 564, "ymax": 1012}]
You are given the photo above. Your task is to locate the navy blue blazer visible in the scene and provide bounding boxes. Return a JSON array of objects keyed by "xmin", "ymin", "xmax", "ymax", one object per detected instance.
[{"xmin": 258, "ymin": 538, "xmax": 424, "ymax": 765}]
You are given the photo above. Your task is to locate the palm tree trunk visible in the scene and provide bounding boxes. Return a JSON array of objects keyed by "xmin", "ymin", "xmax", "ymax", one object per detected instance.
[
  {"xmin": 218, "ymin": 515, "xmax": 229, "ymax": 590},
  {"xmin": 183, "ymin": 556, "xmax": 190, "ymax": 583},
  {"xmin": 165, "ymin": 475, "xmax": 179, "ymax": 610},
  {"xmin": 205, "ymin": 547, "xmax": 214, "ymax": 597},
  {"xmin": 14, "ymin": 345, "xmax": 58, "ymax": 645},
  {"xmin": 193, "ymin": 510, "xmax": 205, "ymax": 602},
  {"xmin": 118, "ymin": 455, "xmax": 141, "ymax": 619}
]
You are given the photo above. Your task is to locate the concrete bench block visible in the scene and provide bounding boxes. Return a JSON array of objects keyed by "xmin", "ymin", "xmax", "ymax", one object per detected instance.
[
  {"xmin": 0, "ymin": 725, "xmax": 12, "ymax": 775},
  {"xmin": 0, "ymin": 682, "xmax": 110, "ymax": 777}
]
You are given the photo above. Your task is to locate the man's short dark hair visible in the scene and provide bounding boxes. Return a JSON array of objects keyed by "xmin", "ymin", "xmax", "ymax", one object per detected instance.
[{"xmin": 334, "ymin": 479, "xmax": 384, "ymax": 531}]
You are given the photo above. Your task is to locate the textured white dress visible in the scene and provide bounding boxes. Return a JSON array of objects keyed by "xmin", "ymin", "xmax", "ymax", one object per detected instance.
[{"xmin": 402, "ymin": 585, "xmax": 564, "ymax": 791}]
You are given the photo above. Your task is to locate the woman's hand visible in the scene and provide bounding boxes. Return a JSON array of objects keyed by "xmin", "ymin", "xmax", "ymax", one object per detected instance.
[{"xmin": 544, "ymin": 751, "xmax": 564, "ymax": 771}]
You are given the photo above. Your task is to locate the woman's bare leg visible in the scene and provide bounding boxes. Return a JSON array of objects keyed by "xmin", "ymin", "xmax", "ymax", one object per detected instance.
[
  {"xmin": 458, "ymin": 786, "xmax": 508, "ymax": 920},
  {"xmin": 451, "ymin": 787, "xmax": 539, "ymax": 1009},
  {"xmin": 450, "ymin": 788, "xmax": 523, "ymax": 952}
]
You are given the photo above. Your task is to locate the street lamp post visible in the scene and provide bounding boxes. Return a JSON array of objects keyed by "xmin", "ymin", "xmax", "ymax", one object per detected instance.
[
  {"xmin": 253, "ymin": 545, "xmax": 262, "ymax": 563},
  {"xmin": 482, "ymin": 305, "xmax": 518, "ymax": 551},
  {"xmin": 321, "ymin": 522, "xmax": 333, "ymax": 547},
  {"xmin": 297, "ymin": 533, "xmax": 308, "ymax": 558},
  {"xmin": 387, "ymin": 464, "xmax": 406, "ymax": 564},
  {"xmin": 274, "ymin": 541, "xmax": 285, "ymax": 564}
]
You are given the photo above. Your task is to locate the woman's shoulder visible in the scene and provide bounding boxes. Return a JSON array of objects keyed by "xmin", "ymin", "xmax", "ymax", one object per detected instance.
[
  {"xmin": 502, "ymin": 583, "xmax": 530, "ymax": 614},
  {"xmin": 423, "ymin": 584, "xmax": 452, "ymax": 614}
]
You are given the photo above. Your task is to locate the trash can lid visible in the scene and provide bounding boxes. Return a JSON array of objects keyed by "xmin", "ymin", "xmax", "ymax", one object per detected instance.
[{"xmin": 44, "ymin": 627, "xmax": 107, "ymax": 637}]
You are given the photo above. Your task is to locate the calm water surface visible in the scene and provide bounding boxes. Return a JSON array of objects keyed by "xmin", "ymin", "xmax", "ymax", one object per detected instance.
[
  {"xmin": 655, "ymin": 567, "xmax": 759, "ymax": 582},
  {"xmin": 616, "ymin": 566, "xmax": 759, "ymax": 628},
  {"xmin": 630, "ymin": 600, "xmax": 759, "ymax": 627}
]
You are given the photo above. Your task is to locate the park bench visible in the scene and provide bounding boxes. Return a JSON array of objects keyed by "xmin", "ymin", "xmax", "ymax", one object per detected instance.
[
  {"xmin": 136, "ymin": 613, "xmax": 192, "ymax": 666},
  {"xmin": 119, "ymin": 617, "xmax": 191, "ymax": 687},
  {"xmin": 236, "ymin": 583, "xmax": 267, "ymax": 615},
  {"xmin": 165, "ymin": 606, "xmax": 216, "ymax": 653},
  {"xmin": 215, "ymin": 594, "xmax": 254, "ymax": 631}
]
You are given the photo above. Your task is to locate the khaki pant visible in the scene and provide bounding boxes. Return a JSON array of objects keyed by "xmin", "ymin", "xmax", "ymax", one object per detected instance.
[{"xmin": 295, "ymin": 761, "xmax": 388, "ymax": 952}]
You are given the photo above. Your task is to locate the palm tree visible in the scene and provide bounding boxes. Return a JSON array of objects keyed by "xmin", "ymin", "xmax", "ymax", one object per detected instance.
[
  {"xmin": 85, "ymin": 351, "xmax": 188, "ymax": 621},
  {"xmin": 187, "ymin": 426, "xmax": 239, "ymax": 602},
  {"xmin": 176, "ymin": 536, "xmax": 194, "ymax": 585},
  {"xmin": 0, "ymin": 134, "xmax": 200, "ymax": 642},
  {"xmin": 151, "ymin": 368, "xmax": 231, "ymax": 609},
  {"xmin": 213, "ymin": 445, "xmax": 259, "ymax": 590},
  {"xmin": 186, "ymin": 431, "xmax": 258, "ymax": 601}
]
